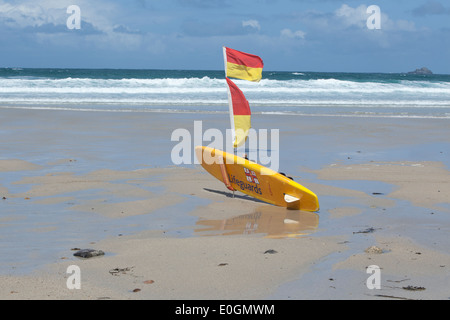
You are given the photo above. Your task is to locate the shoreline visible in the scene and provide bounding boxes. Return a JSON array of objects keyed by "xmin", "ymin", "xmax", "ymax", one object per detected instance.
[
  {"xmin": 1, "ymin": 104, "xmax": 450, "ymax": 120},
  {"xmin": 0, "ymin": 108, "xmax": 449, "ymax": 299}
]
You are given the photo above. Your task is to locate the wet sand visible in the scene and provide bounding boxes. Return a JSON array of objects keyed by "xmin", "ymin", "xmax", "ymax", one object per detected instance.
[{"xmin": 0, "ymin": 108, "xmax": 449, "ymax": 300}]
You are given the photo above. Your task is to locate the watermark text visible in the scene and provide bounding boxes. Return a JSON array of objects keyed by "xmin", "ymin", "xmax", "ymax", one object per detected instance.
[
  {"xmin": 366, "ymin": 265, "xmax": 381, "ymax": 289},
  {"xmin": 66, "ymin": 265, "xmax": 81, "ymax": 289},
  {"xmin": 171, "ymin": 121, "xmax": 279, "ymax": 173},
  {"xmin": 366, "ymin": 5, "xmax": 381, "ymax": 30},
  {"xmin": 66, "ymin": 5, "xmax": 81, "ymax": 30}
]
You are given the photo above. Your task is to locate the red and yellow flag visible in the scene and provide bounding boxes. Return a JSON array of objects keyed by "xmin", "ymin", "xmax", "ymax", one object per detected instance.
[
  {"xmin": 226, "ymin": 77, "xmax": 251, "ymax": 148},
  {"xmin": 223, "ymin": 47, "xmax": 264, "ymax": 82}
]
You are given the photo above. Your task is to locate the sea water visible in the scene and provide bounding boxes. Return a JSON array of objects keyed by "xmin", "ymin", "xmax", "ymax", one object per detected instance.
[{"xmin": 1, "ymin": 68, "xmax": 449, "ymax": 118}]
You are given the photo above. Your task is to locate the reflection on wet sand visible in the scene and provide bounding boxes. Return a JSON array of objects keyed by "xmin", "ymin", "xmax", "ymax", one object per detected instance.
[{"xmin": 195, "ymin": 206, "xmax": 319, "ymax": 239}]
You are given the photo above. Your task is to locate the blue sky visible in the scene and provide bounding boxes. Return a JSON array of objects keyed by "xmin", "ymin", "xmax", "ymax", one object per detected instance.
[{"xmin": 0, "ymin": 0, "xmax": 449, "ymax": 73}]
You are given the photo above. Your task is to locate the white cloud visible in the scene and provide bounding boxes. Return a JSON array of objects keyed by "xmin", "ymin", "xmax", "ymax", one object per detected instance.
[
  {"xmin": 242, "ymin": 19, "xmax": 260, "ymax": 31},
  {"xmin": 333, "ymin": 4, "xmax": 416, "ymax": 32},
  {"xmin": 334, "ymin": 4, "xmax": 368, "ymax": 28},
  {"xmin": 0, "ymin": 0, "xmax": 153, "ymax": 51},
  {"xmin": 0, "ymin": 2, "xmax": 57, "ymax": 28},
  {"xmin": 280, "ymin": 28, "xmax": 306, "ymax": 39},
  {"xmin": 0, "ymin": 0, "xmax": 118, "ymax": 32}
]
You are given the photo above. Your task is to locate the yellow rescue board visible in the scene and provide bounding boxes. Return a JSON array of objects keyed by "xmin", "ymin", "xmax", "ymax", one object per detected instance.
[{"xmin": 195, "ymin": 146, "xmax": 319, "ymax": 212}]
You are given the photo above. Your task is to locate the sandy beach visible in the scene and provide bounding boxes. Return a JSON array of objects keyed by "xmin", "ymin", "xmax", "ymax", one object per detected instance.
[{"xmin": 0, "ymin": 108, "xmax": 449, "ymax": 300}]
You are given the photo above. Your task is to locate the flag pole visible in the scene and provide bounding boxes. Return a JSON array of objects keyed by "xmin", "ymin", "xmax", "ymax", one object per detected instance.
[{"xmin": 223, "ymin": 47, "xmax": 237, "ymax": 155}]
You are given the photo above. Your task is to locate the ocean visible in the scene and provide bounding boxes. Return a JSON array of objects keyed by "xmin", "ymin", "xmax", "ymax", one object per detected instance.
[{"xmin": 1, "ymin": 68, "xmax": 449, "ymax": 118}]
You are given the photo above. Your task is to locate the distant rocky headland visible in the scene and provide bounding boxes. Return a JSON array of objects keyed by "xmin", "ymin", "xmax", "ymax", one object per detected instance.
[{"xmin": 408, "ymin": 67, "xmax": 433, "ymax": 75}]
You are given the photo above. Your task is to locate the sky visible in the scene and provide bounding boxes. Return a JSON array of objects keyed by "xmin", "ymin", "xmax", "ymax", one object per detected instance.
[{"xmin": 0, "ymin": 0, "xmax": 449, "ymax": 73}]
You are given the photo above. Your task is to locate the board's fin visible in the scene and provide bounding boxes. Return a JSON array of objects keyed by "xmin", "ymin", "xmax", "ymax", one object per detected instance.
[
  {"xmin": 284, "ymin": 194, "xmax": 299, "ymax": 203},
  {"xmin": 284, "ymin": 194, "xmax": 301, "ymax": 209}
]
